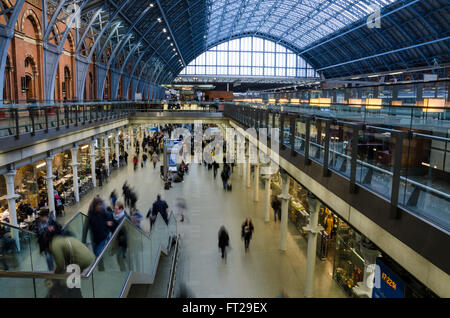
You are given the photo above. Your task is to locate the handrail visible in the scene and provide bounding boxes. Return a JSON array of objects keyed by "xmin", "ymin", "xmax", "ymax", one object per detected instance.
[
  {"xmin": 0, "ymin": 220, "xmax": 36, "ymax": 235},
  {"xmin": 62, "ymin": 211, "xmax": 83, "ymax": 230},
  {"xmin": 0, "ymin": 212, "xmax": 173, "ymax": 282},
  {"xmin": 240, "ymin": 113, "xmax": 450, "ymax": 201},
  {"xmin": 167, "ymin": 234, "xmax": 180, "ymax": 298}
]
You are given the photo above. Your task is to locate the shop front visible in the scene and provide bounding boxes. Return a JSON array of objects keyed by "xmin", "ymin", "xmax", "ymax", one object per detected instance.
[{"xmin": 269, "ymin": 170, "xmax": 438, "ymax": 298}]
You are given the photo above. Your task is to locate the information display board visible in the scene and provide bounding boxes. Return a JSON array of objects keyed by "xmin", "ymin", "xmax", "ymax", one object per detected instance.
[{"xmin": 372, "ymin": 259, "xmax": 405, "ymax": 298}]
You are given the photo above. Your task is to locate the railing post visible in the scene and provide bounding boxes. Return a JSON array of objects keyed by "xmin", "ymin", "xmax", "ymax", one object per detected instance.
[
  {"xmin": 272, "ymin": 111, "xmax": 276, "ymax": 130},
  {"xmin": 349, "ymin": 124, "xmax": 363, "ymax": 193},
  {"xmin": 56, "ymin": 107, "xmax": 60, "ymax": 131},
  {"xmin": 14, "ymin": 108, "xmax": 19, "ymax": 139},
  {"xmin": 44, "ymin": 107, "xmax": 49, "ymax": 133},
  {"xmin": 265, "ymin": 108, "xmax": 269, "ymax": 128},
  {"xmin": 74, "ymin": 104, "xmax": 78, "ymax": 126},
  {"xmin": 304, "ymin": 116, "xmax": 311, "ymax": 166},
  {"xmin": 64, "ymin": 105, "xmax": 69, "ymax": 128},
  {"xmin": 280, "ymin": 112, "xmax": 285, "ymax": 149},
  {"xmin": 29, "ymin": 106, "xmax": 35, "ymax": 136},
  {"xmin": 390, "ymin": 131, "xmax": 408, "ymax": 219},
  {"xmin": 323, "ymin": 119, "xmax": 331, "ymax": 177},
  {"xmin": 82, "ymin": 105, "xmax": 86, "ymax": 125},
  {"xmin": 290, "ymin": 114, "xmax": 296, "ymax": 156}
]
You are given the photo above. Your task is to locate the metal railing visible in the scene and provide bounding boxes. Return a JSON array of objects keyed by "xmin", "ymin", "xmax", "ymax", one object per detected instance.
[{"xmin": 225, "ymin": 104, "xmax": 450, "ymax": 233}]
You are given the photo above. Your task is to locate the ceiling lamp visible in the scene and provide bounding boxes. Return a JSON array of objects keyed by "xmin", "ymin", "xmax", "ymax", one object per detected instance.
[
  {"xmin": 170, "ymin": 43, "xmax": 173, "ymax": 46},
  {"xmin": 157, "ymin": 18, "xmax": 162, "ymax": 23},
  {"xmin": 173, "ymin": 48, "xmax": 176, "ymax": 51},
  {"xmin": 149, "ymin": 3, "xmax": 154, "ymax": 7},
  {"xmin": 167, "ymin": 36, "xmax": 170, "ymax": 40},
  {"xmin": 162, "ymin": 28, "xmax": 167, "ymax": 33}
]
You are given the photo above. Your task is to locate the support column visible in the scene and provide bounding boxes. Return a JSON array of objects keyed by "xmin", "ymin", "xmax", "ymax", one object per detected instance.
[
  {"xmin": 262, "ymin": 174, "xmax": 271, "ymax": 222},
  {"xmin": 353, "ymin": 239, "xmax": 382, "ymax": 298},
  {"xmin": 303, "ymin": 193, "xmax": 324, "ymax": 298},
  {"xmin": 239, "ymin": 161, "xmax": 243, "ymax": 177},
  {"xmin": 45, "ymin": 156, "xmax": 56, "ymax": 217},
  {"xmin": 115, "ymin": 132, "xmax": 120, "ymax": 168},
  {"xmin": 3, "ymin": 170, "xmax": 20, "ymax": 251},
  {"xmin": 90, "ymin": 140, "xmax": 97, "ymax": 188},
  {"xmin": 70, "ymin": 147, "xmax": 80, "ymax": 203},
  {"xmin": 104, "ymin": 135, "xmax": 110, "ymax": 177},
  {"xmin": 253, "ymin": 163, "xmax": 260, "ymax": 202},
  {"xmin": 246, "ymin": 161, "xmax": 251, "ymax": 188},
  {"xmin": 279, "ymin": 170, "xmax": 291, "ymax": 251}
]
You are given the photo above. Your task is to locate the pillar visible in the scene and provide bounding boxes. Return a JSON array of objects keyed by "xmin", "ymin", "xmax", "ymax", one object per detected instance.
[
  {"xmin": 115, "ymin": 132, "xmax": 120, "ymax": 168},
  {"xmin": 239, "ymin": 161, "xmax": 243, "ymax": 177},
  {"xmin": 90, "ymin": 140, "xmax": 97, "ymax": 188},
  {"xmin": 104, "ymin": 135, "xmax": 110, "ymax": 176},
  {"xmin": 303, "ymin": 193, "xmax": 324, "ymax": 298},
  {"xmin": 242, "ymin": 158, "xmax": 247, "ymax": 187},
  {"xmin": 353, "ymin": 239, "xmax": 382, "ymax": 298},
  {"xmin": 246, "ymin": 160, "xmax": 251, "ymax": 188},
  {"xmin": 3, "ymin": 170, "xmax": 20, "ymax": 251},
  {"xmin": 262, "ymin": 174, "xmax": 271, "ymax": 222},
  {"xmin": 45, "ymin": 156, "xmax": 56, "ymax": 217},
  {"xmin": 253, "ymin": 163, "xmax": 260, "ymax": 202},
  {"xmin": 278, "ymin": 170, "xmax": 291, "ymax": 251},
  {"xmin": 70, "ymin": 147, "xmax": 80, "ymax": 203}
]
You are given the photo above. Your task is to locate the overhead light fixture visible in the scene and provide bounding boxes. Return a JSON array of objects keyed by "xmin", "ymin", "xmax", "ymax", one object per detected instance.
[
  {"xmin": 149, "ymin": 3, "xmax": 154, "ymax": 7},
  {"xmin": 368, "ymin": 74, "xmax": 379, "ymax": 78},
  {"xmin": 173, "ymin": 48, "xmax": 176, "ymax": 51},
  {"xmin": 81, "ymin": 145, "xmax": 89, "ymax": 150},
  {"xmin": 170, "ymin": 43, "xmax": 173, "ymax": 46},
  {"xmin": 167, "ymin": 36, "xmax": 170, "ymax": 40},
  {"xmin": 389, "ymin": 71, "xmax": 403, "ymax": 75},
  {"xmin": 157, "ymin": 18, "xmax": 162, "ymax": 23},
  {"xmin": 162, "ymin": 28, "xmax": 167, "ymax": 33},
  {"xmin": 351, "ymin": 77, "xmax": 360, "ymax": 80},
  {"xmin": 36, "ymin": 162, "xmax": 46, "ymax": 169}
]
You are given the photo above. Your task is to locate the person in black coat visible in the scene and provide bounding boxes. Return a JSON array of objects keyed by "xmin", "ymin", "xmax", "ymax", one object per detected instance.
[
  {"xmin": 147, "ymin": 194, "xmax": 169, "ymax": 228},
  {"xmin": 218, "ymin": 226, "xmax": 229, "ymax": 259},
  {"xmin": 241, "ymin": 218, "xmax": 254, "ymax": 252}
]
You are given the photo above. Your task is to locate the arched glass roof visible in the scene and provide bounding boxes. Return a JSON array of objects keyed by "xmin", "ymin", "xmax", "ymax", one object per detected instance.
[
  {"xmin": 206, "ymin": 0, "xmax": 397, "ymax": 49},
  {"xmin": 67, "ymin": 0, "xmax": 448, "ymax": 84},
  {"xmin": 179, "ymin": 36, "xmax": 318, "ymax": 78}
]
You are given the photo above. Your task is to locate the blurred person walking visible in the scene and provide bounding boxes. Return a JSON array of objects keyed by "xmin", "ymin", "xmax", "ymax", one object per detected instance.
[
  {"xmin": 241, "ymin": 218, "xmax": 254, "ymax": 253},
  {"xmin": 218, "ymin": 226, "xmax": 230, "ymax": 259}
]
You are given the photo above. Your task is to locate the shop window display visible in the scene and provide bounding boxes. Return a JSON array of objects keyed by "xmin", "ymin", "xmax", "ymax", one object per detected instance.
[{"xmin": 332, "ymin": 223, "xmax": 365, "ymax": 297}]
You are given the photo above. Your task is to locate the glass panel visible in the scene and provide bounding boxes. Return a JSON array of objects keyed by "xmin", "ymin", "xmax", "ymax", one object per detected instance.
[
  {"xmin": 329, "ymin": 123, "xmax": 352, "ymax": 178},
  {"xmin": 399, "ymin": 134, "xmax": 450, "ymax": 231},
  {"xmin": 34, "ymin": 276, "xmax": 94, "ymax": 298},
  {"xmin": 356, "ymin": 128, "xmax": 394, "ymax": 200},
  {"xmin": 0, "ymin": 277, "xmax": 35, "ymax": 297},
  {"xmin": 309, "ymin": 119, "xmax": 325, "ymax": 164}
]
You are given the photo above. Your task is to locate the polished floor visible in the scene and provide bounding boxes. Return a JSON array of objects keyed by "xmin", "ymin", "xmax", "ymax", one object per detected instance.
[{"xmin": 60, "ymin": 136, "xmax": 347, "ymax": 298}]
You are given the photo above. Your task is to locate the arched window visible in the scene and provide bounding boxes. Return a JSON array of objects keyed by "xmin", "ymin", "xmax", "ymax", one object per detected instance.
[{"xmin": 179, "ymin": 37, "xmax": 317, "ymax": 78}]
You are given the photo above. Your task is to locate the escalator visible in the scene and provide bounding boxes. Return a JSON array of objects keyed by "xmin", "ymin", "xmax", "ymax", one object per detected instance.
[{"xmin": 0, "ymin": 211, "xmax": 179, "ymax": 298}]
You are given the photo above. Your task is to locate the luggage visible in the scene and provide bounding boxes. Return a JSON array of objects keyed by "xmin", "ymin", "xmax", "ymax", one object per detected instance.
[
  {"xmin": 164, "ymin": 181, "xmax": 171, "ymax": 190},
  {"xmin": 227, "ymin": 179, "xmax": 232, "ymax": 191},
  {"xmin": 141, "ymin": 162, "xmax": 143, "ymax": 168}
]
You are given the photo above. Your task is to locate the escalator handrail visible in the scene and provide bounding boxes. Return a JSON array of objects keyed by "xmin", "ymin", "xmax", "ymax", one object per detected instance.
[{"xmin": 0, "ymin": 212, "xmax": 174, "ymax": 280}]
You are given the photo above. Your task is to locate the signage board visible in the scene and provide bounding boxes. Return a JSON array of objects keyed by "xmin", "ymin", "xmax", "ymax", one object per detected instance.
[{"xmin": 372, "ymin": 259, "xmax": 405, "ymax": 298}]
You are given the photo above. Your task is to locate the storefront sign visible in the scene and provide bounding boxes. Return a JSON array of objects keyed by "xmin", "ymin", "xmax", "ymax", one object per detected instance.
[{"xmin": 372, "ymin": 259, "xmax": 405, "ymax": 298}]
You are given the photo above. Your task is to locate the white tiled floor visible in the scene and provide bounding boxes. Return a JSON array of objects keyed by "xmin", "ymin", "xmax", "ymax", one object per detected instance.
[{"xmin": 61, "ymin": 138, "xmax": 347, "ymax": 298}]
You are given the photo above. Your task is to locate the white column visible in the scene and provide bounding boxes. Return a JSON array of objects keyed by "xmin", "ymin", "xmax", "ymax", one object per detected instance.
[
  {"xmin": 115, "ymin": 132, "xmax": 120, "ymax": 168},
  {"xmin": 90, "ymin": 140, "xmax": 97, "ymax": 188},
  {"xmin": 3, "ymin": 170, "xmax": 20, "ymax": 251},
  {"xmin": 303, "ymin": 194, "xmax": 324, "ymax": 298},
  {"xmin": 279, "ymin": 171, "xmax": 291, "ymax": 251},
  {"xmin": 262, "ymin": 175, "xmax": 271, "ymax": 222},
  {"xmin": 45, "ymin": 156, "xmax": 56, "ymax": 217},
  {"xmin": 246, "ymin": 160, "xmax": 251, "ymax": 188},
  {"xmin": 104, "ymin": 135, "xmax": 110, "ymax": 176},
  {"xmin": 353, "ymin": 242, "xmax": 381, "ymax": 298},
  {"xmin": 239, "ymin": 162, "xmax": 243, "ymax": 177},
  {"xmin": 253, "ymin": 163, "xmax": 260, "ymax": 202},
  {"xmin": 70, "ymin": 147, "xmax": 80, "ymax": 203}
]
